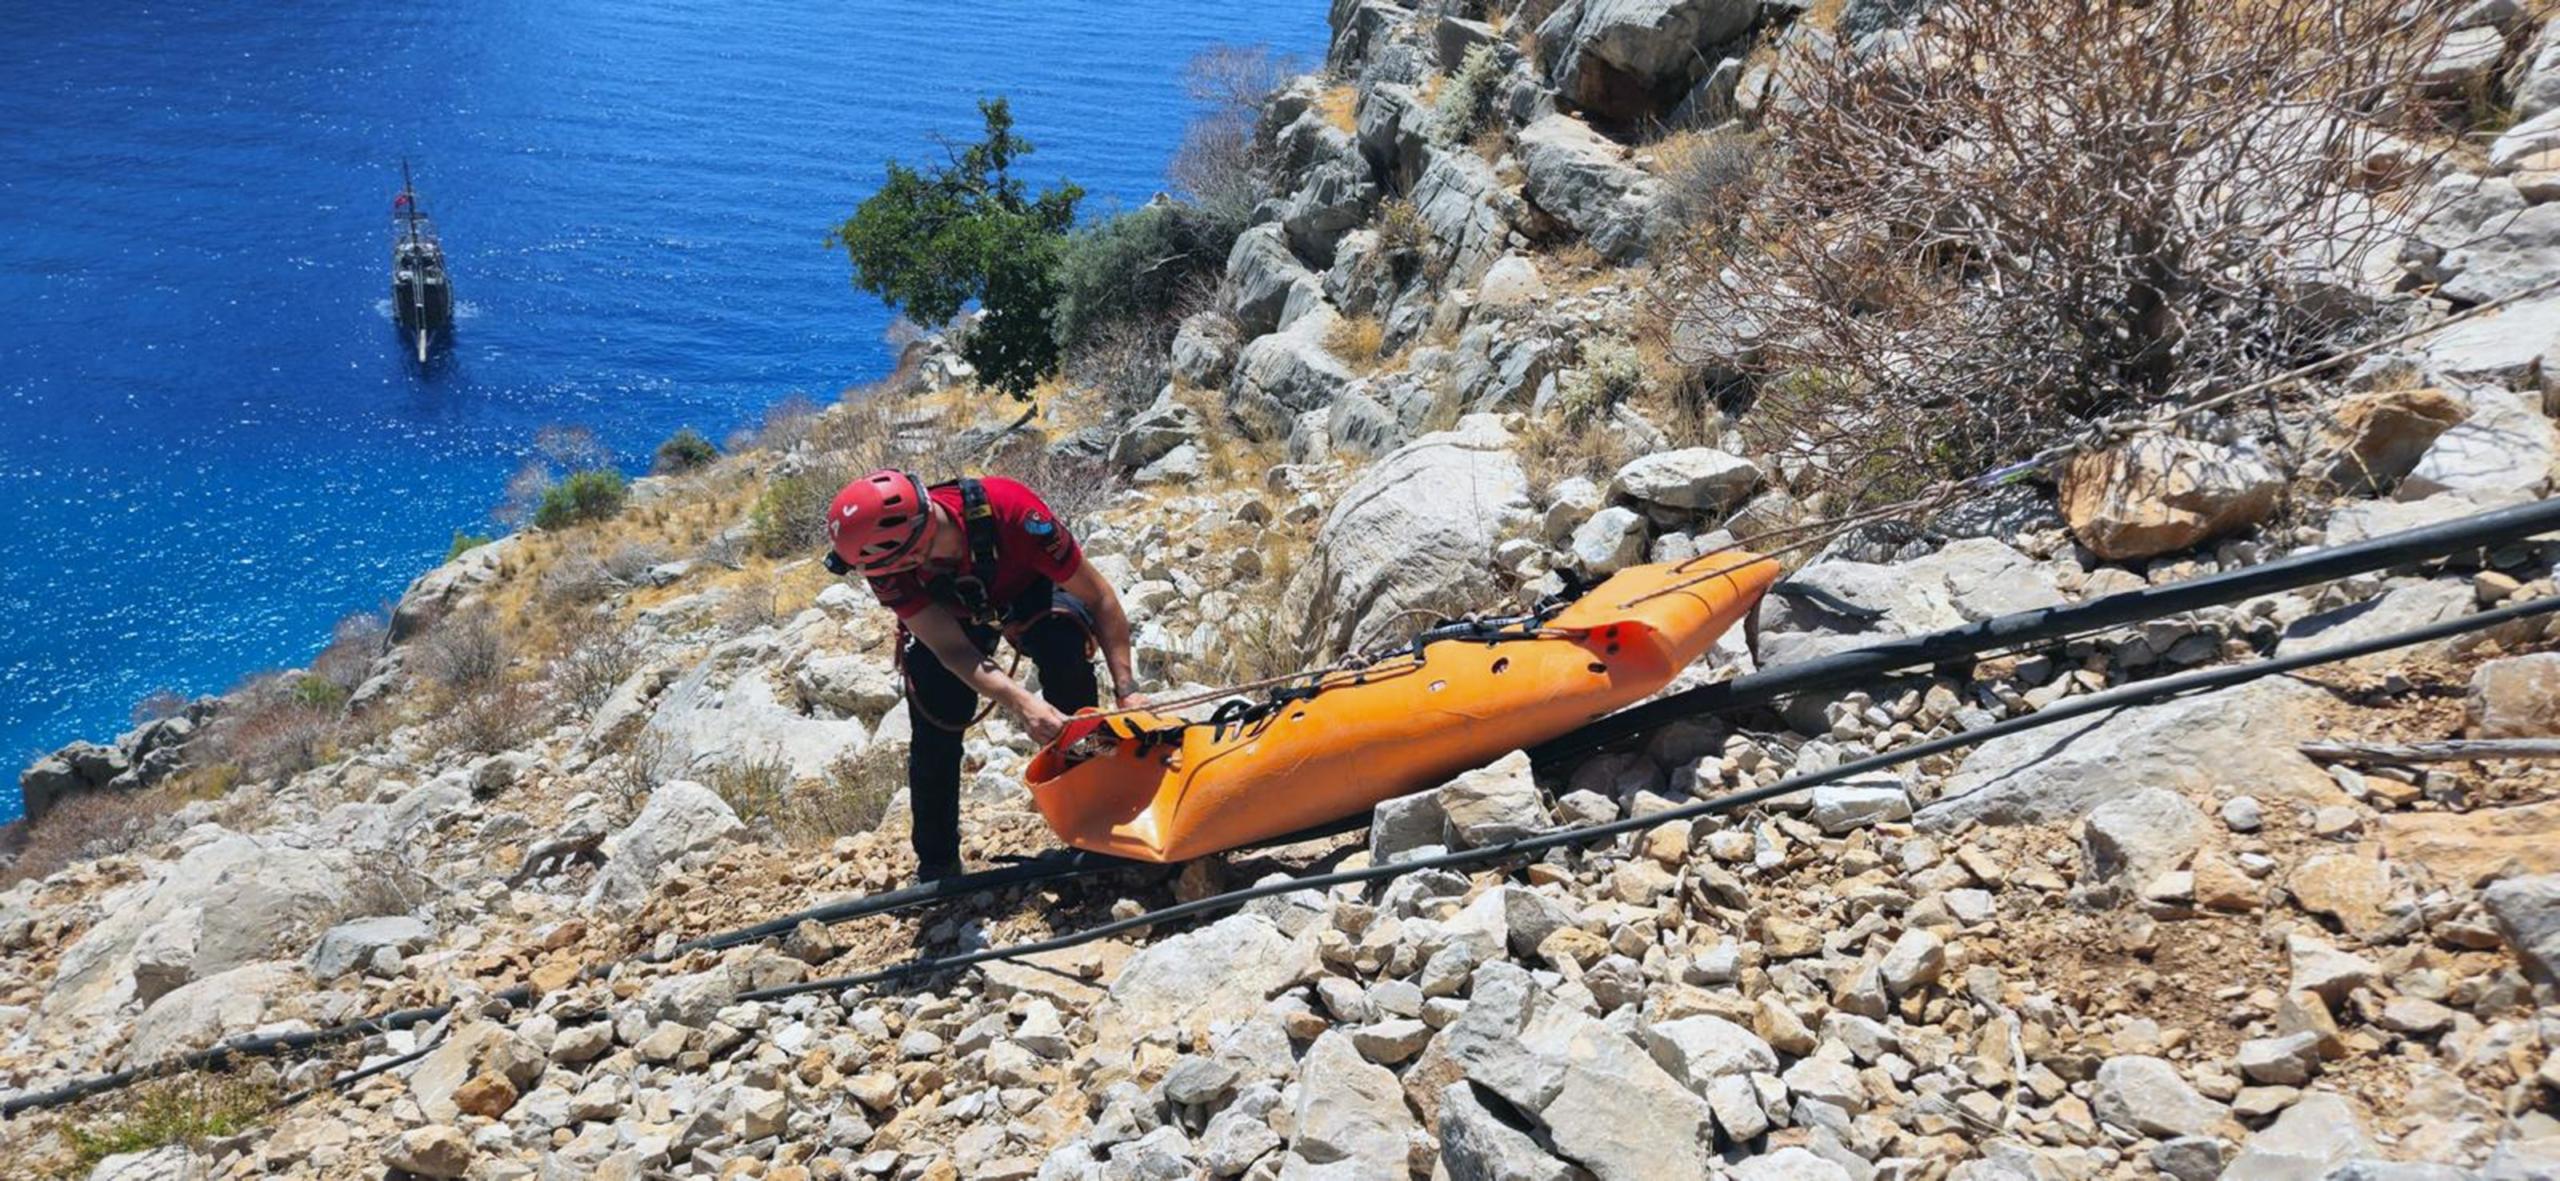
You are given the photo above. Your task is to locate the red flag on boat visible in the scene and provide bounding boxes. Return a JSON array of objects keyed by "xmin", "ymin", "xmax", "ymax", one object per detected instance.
[{"xmin": 393, "ymin": 193, "xmax": 414, "ymax": 210}]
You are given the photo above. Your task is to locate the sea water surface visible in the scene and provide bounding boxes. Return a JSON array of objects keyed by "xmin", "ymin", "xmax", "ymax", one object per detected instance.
[{"xmin": 0, "ymin": 0, "xmax": 1327, "ymax": 820}]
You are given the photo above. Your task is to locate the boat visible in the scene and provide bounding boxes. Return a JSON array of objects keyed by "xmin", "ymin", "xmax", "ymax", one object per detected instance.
[
  {"xmin": 390, "ymin": 160, "xmax": 453, "ymax": 363},
  {"xmin": 1025, "ymin": 549, "xmax": 1781, "ymax": 863}
]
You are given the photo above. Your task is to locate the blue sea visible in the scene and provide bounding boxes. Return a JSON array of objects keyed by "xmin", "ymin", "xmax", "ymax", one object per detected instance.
[{"xmin": 0, "ymin": 0, "xmax": 1327, "ymax": 821}]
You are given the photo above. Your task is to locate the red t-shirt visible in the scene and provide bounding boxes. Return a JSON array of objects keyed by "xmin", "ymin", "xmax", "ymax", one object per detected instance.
[{"xmin": 866, "ymin": 477, "xmax": 1083, "ymax": 620}]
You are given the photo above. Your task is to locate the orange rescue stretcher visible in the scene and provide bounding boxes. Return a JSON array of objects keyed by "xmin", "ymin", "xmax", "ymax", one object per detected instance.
[{"xmin": 1025, "ymin": 550, "xmax": 1780, "ymax": 863}]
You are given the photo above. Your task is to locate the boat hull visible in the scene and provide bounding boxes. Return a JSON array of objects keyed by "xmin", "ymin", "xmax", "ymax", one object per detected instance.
[{"xmin": 1025, "ymin": 550, "xmax": 1778, "ymax": 863}]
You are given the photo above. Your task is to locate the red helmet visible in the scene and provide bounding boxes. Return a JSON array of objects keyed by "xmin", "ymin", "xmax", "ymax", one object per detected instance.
[{"xmin": 826, "ymin": 469, "xmax": 935, "ymax": 574}]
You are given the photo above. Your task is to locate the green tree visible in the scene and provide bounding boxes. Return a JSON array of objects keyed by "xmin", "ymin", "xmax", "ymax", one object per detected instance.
[{"xmin": 830, "ymin": 98, "xmax": 1084, "ymax": 400}]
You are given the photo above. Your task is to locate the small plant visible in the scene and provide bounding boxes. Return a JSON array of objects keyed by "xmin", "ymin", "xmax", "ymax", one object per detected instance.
[
  {"xmin": 289, "ymin": 675, "xmax": 346, "ymax": 711},
  {"xmin": 62, "ymin": 1072, "xmax": 278, "ymax": 1172},
  {"xmin": 1325, "ymin": 314, "xmax": 1387, "ymax": 367},
  {"xmin": 1559, "ymin": 334, "xmax": 1646, "ymax": 422},
  {"xmin": 1374, "ymin": 198, "xmax": 1426, "ymax": 257},
  {"xmin": 533, "ymin": 469, "xmax": 628, "ymax": 530},
  {"xmin": 652, "ymin": 426, "xmax": 719, "ymax": 474},
  {"xmin": 550, "ymin": 612, "xmax": 646, "ymax": 714},
  {"xmin": 708, "ymin": 754, "xmax": 796, "ymax": 831},
  {"xmin": 800, "ymin": 744, "xmax": 906, "ymax": 840},
  {"xmin": 1434, "ymin": 44, "xmax": 1505, "ymax": 145},
  {"xmin": 0, "ymin": 787, "xmax": 180, "ymax": 889}
]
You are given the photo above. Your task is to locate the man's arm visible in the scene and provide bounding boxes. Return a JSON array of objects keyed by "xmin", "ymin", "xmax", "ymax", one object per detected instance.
[
  {"xmin": 1059, "ymin": 559, "xmax": 1143, "ymax": 708},
  {"xmin": 905, "ymin": 606, "xmax": 1069, "ymax": 743}
]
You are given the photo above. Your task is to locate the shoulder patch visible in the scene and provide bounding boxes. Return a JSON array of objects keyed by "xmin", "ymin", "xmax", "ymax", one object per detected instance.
[{"xmin": 1023, "ymin": 511, "xmax": 1055, "ymax": 537}]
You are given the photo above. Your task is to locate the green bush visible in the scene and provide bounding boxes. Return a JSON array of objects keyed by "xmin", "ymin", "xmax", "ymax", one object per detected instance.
[
  {"xmin": 444, "ymin": 530, "xmax": 493, "ymax": 562},
  {"xmin": 533, "ymin": 469, "xmax": 627, "ymax": 530},
  {"xmin": 748, "ymin": 459, "xmax": 854, "ymax": 559},
  {"xmin": 1435, "ymin": 44, "xmax": 1505, "ymax": 145},
  {"xmin": 1052, "ymin": 204, "xmax": 1230, "ymax": 353},
  {"xmin": 290, "ymin": 675, "xmax": 347, "ymax": 710},
  {"xmin": 652, "ymin": 426, "xmax": 718, "ymax": 474},
  {"xmin": 1560, "ymin": 335, "xmax": 1646, "ymax": 422}
]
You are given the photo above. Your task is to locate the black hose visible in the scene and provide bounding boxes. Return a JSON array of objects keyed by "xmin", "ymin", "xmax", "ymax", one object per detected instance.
[
  {"xmin": 739, "ymin": 592, "xmax": 2560, "ymax": 1005},
  {"xmin": 1534, "ymin": 495, "xmax": 2560, "ymax": 768},
  {"xmin": 9, "ymin": 496, "xmax": 2554, "ymax": 1119}
]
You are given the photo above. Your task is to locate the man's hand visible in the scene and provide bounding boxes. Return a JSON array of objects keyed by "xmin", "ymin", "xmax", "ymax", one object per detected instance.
[
  {"xmin": 1020, "ymin": 698, "xmax": 1070, "ymax": 746},
  {"xmin": 1114, "ymin": 690, "xmax": 1151, "ymax": 710}
]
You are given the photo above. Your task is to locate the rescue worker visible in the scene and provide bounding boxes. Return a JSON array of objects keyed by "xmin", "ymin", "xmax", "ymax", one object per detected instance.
[{"xmin": 823, "ymin": 469, "xmax": 1143, "ymax": 882}]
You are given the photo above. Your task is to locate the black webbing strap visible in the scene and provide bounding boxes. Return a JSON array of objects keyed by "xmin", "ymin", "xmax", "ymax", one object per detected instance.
[{"xmin": 925, "ymin": 478, "xmax": 1007, "ymax": 627}]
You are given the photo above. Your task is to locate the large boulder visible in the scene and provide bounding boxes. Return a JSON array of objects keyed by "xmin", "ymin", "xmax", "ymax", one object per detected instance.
[
  {"xmin": 1444, "ymin": 961, "xmax": 1718, "ymax": 1180},
  {"xmin": 1451, "ymin": 323, "xmax": 1559, "ymax": 412},
  {"xmin": 1277, "ymin": 1030, "xmax": 1418, "ymax": 1178},
  {"xmin": 2398, "ymin": 388, "xmax": 2556, "ymax": 501},
  {"xmin": 2091, "ymin": 1055, "xmax": 2225, "ymax": 1139},
  {"xmin": 2484, "ymin": 874, "xmax": 2560, "ymax": 984},
  {"xmin": 1411, "ymin": 147, "xmax": 1518, "ymax": 289},
  {"xmin": 1541, "ymin": 0, "xmax": 1762, "ymax": 125},
  {"xmin": 582, "ymin": 781, "xmax": 744, "ymax": 916},
  {"xmin": 1280, "ymin": 145, "xmax": 1380, "ymax": 267},
  {"xmin": 1518, "ymin": 115, "xmax": 1665, "ymax": 262},
  {"xmin": 1282, "ymin": 415, "xmax": 1534, "ymax": 656},
  {"xmin": 306, "ymin": 915, "xmax": 433, "ymax": 979},
  {"xmin": 2309, "ymin": 386, "xmax": 2468, "ymax": 493},
  {"xmin": 2222, "ymin": 1092, "xmax": 2370, "ymax": 1179},
  {"xmin": 122, "ymin": 961, "xmax": 308, "ymax": 1067},
  {"xmin": 645, "ymin": 635, "xmax": 869, "ymax": 782},
  {"xmin": 1228, "ymin": 224, "xmax": 1319, "ymax": 338},
  {"xmin": 1090, "ymin": 913, "xmax": 1310, "ymax": 1063},
  {"xmin": 388, "ymin": 534, "xmax": 519, "ymax": 642},
  {"xmin": 1609, "ymin": 448, "xmax": 1760, "ymax": 513},
  {"xmin": 1171, "ymin": 312, "xmax": 1241, "ymax": 388},
  {"xmin": 1230, "ymin": 313, "xmax": 1358, "ymax": 434},
  {"xmin": 47, "ymin": 833, "xmax": 370, "ymax": 1027},
  {"xmin": 2059, "ymin": 433, "xmax": 2281, "ymax": 561},
  {"xmin": 2470, "ymin": 653, "xmax": 2560, "ymax": 738},
  {"xmin": 2417, "ymin": 294, "xmax": 2560, "ymax": 389},
  {"xmin": 791, "ymin": 653, "xmax": 903, "ymax": 723},
  {"xmin": 1439, "ymin": 1081, "xmax": 1582, "ymax": 1181},
  {"xmin": 1920, "ymin": 679, "xmax": 2343, "ymax": 830},
  {"xmin": 2437, "ymin": 202, "xmax": 2560, "ymax": 306}
]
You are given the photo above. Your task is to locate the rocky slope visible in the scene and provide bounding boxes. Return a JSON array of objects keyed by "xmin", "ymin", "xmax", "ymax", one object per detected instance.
[{"xmin": 11, "ymin": 1, "xmax": 2560, "ymax": 1179}]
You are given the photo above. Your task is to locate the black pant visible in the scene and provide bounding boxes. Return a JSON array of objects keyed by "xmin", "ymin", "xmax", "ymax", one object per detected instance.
[{"xmin": 904, "ymin": 599, "xmax": 1097, "ymax": 869}]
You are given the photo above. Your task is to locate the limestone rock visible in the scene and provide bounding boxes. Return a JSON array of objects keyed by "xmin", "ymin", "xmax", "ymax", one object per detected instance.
[
  {"xmin": 2399, "ymin": 388, "xmax": 2555, "ymax": 502},
  {"xmin": 2221, "ymin": 1092, "xmax": 2369, "ymax": 1180},
  {"xmin": 1922, "ymin": 679, "xmax": 2339, "ymax": 829},
  {"xmin": 1282, "ymin": 415, "xmax": 1532, "ymax": 657},
  {"xmin": 582, "ymin": 780, "xmax": 744, "ymax": 917},
  {"xmin": 1807, "ymin": 781, "xmax": 1910, "ymax": 835},
  {"xmin": 1608, "ymin": 448, "xmax": 1760, "ymax": 513},
  {"xmin": 2082, "ymin": 788, "xmax": 2206, "ymax": 888},
  {"xmin": 383, "ymin": 1126, "xmax": 473, "ymax": 1179},
  {"xmin": 1517, "ymin": 114, "xmax": 1664, "ymax": 261},
  {"xmin": 1445, "ymin": 961, "xmax": 1717, "ymax": 1180},
  {"xmin": 1438, "ymin": 752, "xmax": 1549, "ymax": 848},
  {"xmin": 306, "ymin": 915, "xmax": 431, "ymax": 979},
  {"xmin": 1171, "ymin": 311, "xmax": 1241, "ymax": 388},
  {"xmin": 2484, "ymin": 874, "xmax": 2560, "ymax": 984},
  {"xmin": 1542, "ymin": 0, "xmax": 1760, "ymax": 125},
  {"xmin": 1230, "ymin": 312, "xmax": 1357, "ymax": 429},
  {"xmin": 1278, "ymin": 1030, "xmax": 1418, "ymax": 1178},
  {"xmin": 1093, "ymin": 913, "xmax": 1309, "ymax": 1060},
  {"xmin": 1438, "ymin": 1081, "xmax": 1581, "ymax": 1181},
  {"xmin": 2091, "ymin": 1055, "xmax": 2225, "ymax": 1139},
  {"xmin": 645, "ymin": 638, "xmax": 869, "ymax": 781},
  {"xmin": 1641, "ymin": 1015, "xmax": 1779, "ymax": 1090},
  {"xmin": 1570, "ymin": 507, "xmax": 1649, "ymax": 575},
  {"xmin": 2060, "ymin": 433, "xmax": 2281, "ymax": 561},
  {"xmin": 2380, "ymin": 799, "xmax": 2560, "ymax": 885},
  {"xmin": 122, "ymin": 961, "xmax": 306, "ymax": 1067},
  {"xmin": 2469, "ymin": 653, "xmax": 2560, "ymax": 738},
  {"xmin": 2310, "ymin": 386, "xmax": 2468, "ymax": 493}
]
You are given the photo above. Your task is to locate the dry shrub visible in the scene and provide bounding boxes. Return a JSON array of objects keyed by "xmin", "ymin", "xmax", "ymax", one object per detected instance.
[
  {"xmin": 602, "ymin": 729, "xmax": 679, "ymax": 815},
  {"xmin": 1655, "ymin": 0, "xmax": 2455, "ymax": 507},
  {"xmin": 306, "ymin": 610, "xmax": 386, "ymax": 698},
  {"xmin": 718, "ymin": 581, "xmax": 785, "ymax": 635},
  {"xmin": 0, "ymin": 788, "xmax": 177, "ymax": 888},
  {"xmin": 707, "ymin": 755, "xmax": 795, "ymax": 832},
  {"xmin": 1326, "ymin": 315, "xmax": 1388, "ymax": 367},
  {"xmin": 413, "ymin": 607, "xmax": 509, "ymax": 694},
  {"xmin": 800, "ymin": 744, "xmax": 905, "ymax": 840},
  {"xmin": 444, "ymin": 681, "xmax": 551, "ymax": 755},
  {"xmin": 549, "ymin": 610, "xmax": 646, "ymax": 714},
  {"xmin": 196, "ymin": 672, "xmax": 340, "ymax": 784},
  {"xmin": 1063, "ymin": 314, "xmax": 1176, "ymax": 413}
]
